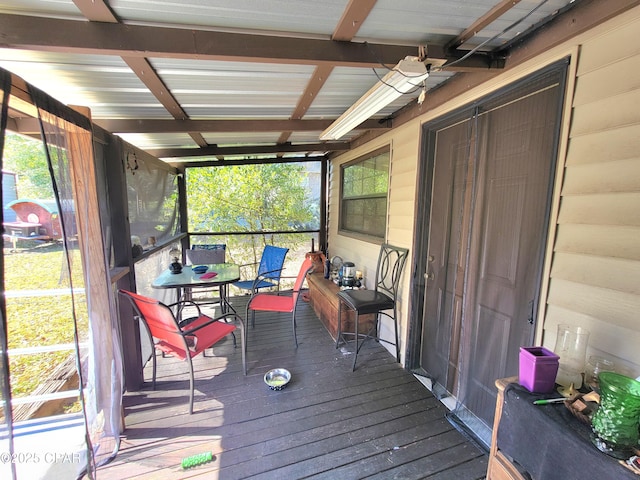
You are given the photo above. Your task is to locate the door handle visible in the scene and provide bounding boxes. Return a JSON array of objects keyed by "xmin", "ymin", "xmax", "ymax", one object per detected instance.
[
  {"xmin": 527, "ymin": 299, "xmax": 535, "ymax": 325},
  {"xmin": 424, "ymin": 272, "xmax": 434, "ymax": 280}
]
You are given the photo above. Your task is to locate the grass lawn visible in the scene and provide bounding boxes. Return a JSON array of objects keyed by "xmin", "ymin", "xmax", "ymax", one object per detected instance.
[{"xmin": 3, "ymin": 241, "xmax": 87, "ymax": 400}]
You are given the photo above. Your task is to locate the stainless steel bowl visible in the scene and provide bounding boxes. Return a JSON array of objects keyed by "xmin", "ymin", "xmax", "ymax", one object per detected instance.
[{"xmin": 264, "ymin": 368, "xmax": 291, "ymax": 390}]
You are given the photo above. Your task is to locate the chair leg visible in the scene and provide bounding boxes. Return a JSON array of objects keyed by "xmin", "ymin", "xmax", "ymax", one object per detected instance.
[
  {"xmin": 152, "ymin": 347, "xmax": 157, "ymax": 390},
  {"xmin": 336, "ymin": 300, "xmax": 343, "ymax": 348},
  {"xmin": 392, "ymin": 307, "xmax": 400, "ymax": 363},
  {"xmin": 244, "ymin": 302, "xmax": 252, "ymax": 347},
  {"xmin": 187, "ymin": 355, "xmax": 195, "ymax": 415},
  {"xmin": 239, "ymin": 314, "xmax": 247, "ymax": 375},
  {"xmin": 292, "ymin": 310, "xmax": 298, "ymax": 348},
  {"xmin": 352, "ymin": 310, "xmax": 360, "ymax": 371}
]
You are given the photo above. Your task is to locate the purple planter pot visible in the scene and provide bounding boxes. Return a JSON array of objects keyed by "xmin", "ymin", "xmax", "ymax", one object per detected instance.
[{"xmin": 519, "ymin": 346, "xmax": 560, "ymax": 393}]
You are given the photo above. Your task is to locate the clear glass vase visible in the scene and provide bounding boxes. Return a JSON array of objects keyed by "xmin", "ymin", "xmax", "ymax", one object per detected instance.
[
  {"xmin": 591, "ymin": 372, "xmax": 640, "ymax": 459},
  {"xmin": 553, "ymin": 324, "xmax": 590, "ymax": 388}
]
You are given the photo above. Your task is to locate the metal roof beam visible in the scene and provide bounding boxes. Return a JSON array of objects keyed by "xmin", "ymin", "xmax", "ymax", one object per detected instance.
[
  {"xmin": 0, "ymin": 13, "xmax": 499, "ymax": 71},
  {"xmin": 169, "ymin": 155, "xmax": 327, "ymax": 169},
  {"xmin": 147, "ymin": 142, "xmax": 349, "ymax": 159},
  {"xmin": 93, "ymin": 118, "xmax": 388, "ymax": 134}
]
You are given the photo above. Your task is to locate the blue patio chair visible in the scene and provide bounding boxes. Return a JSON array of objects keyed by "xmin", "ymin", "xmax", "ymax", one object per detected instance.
[
  {"xmin": 246, "ymin": 257, "xmax": 313, "ymax": 347},
  {"xmin": 233, "ymin": 245, "xmax": 289, "ymax": 295}
]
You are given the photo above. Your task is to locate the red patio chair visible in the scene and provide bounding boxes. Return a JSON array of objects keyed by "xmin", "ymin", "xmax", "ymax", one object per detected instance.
[
  {"xmin": 246, "ymin": 257, "xmax": 313, "ymax": 348},
  {"xmin": 119, "ymin": 289, "xmax": 245, "ymax": 414}
]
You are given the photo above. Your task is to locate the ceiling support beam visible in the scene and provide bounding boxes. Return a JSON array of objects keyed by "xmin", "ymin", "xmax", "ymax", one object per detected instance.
[
  {"xmin": 148, "ymin": 142, "xmax": 349, "ymax": 159},
  {"xmin": 16, "ymin": 117, "xmax": 389, "ymax": 135},
  {"xmin": 277, "ymin": 64, "xmax": 335, "ymax": 145},
  {"xmin": 0, "ymin": 13, "xmax": 500, "ymax": 71},
  {"xmin": 278, "ymin": 0, "xmax": 378, "ymax": 145},
  {"xmin": 170, "ymin": 155, "xmax": 328, "ymax": 169},
  {"xmin": 446, "ymin": 0, "xmax": 523, "ymax": 51},
  {"xmin": 72, "ymin": 0, "xmax": 208, "ymax": 147},
  {"xmin": 332, "ymin": 0, "xmax": 378, "ymax": 41}
]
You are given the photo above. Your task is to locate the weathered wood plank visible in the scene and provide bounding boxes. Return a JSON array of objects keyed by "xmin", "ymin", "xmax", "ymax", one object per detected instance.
[{"xmin": 98, "ymin": 297, "xmax": 487, "ymax": 479}]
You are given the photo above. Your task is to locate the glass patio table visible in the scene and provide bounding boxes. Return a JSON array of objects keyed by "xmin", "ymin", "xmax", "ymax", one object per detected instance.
[
  {"xmin": 151, "ymin": 262, "xmax": 247, "ymax": 375},
  {"xmin": 151, "ymin": 263, "xmax": 240, "ymax": 317}
]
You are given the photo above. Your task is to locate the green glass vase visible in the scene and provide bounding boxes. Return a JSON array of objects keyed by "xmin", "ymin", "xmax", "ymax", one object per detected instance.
[{"xmin": 591, "ymin": 372, "xmax": 640, "ymax": 459}]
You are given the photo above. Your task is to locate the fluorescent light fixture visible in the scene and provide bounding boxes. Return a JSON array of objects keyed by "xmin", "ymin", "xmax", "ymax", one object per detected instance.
[{"xmin": 320, "ymin": 57, "xmax": 429, "ymax": 141}]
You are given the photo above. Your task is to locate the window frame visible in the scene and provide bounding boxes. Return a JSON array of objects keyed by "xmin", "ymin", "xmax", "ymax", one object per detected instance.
[{"xmin": 338, "ymin": 145, "xmax": 390, "ymax": 242}]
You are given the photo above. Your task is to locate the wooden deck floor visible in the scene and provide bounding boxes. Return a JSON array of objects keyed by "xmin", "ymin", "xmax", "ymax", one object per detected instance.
[{"xmin": 98, "ymin": 296, "xmax": 488, "ymax": 479}]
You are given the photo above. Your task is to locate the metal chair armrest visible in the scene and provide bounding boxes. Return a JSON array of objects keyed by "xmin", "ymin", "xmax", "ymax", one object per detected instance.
[
  {"xmin": 181, "ymin": 312, "xmax": 240, "ymax": 335},
  {"xmin": 167, "ymin": 299, "xmax": 203, "ymax": 316},
  {"xmin": 250, "ymin": 267, "xmax": 285, "ymax": 289}
]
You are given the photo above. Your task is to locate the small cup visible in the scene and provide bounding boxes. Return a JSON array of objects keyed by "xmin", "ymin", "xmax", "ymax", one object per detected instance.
[{"xmin": 585, "ymin": 355, "xmax": 615, "ymax": 391}]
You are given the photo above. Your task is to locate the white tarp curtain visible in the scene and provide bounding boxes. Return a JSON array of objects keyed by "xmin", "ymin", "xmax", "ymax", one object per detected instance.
[
  {"xmin": 30, "ymin": 83, "xmax": 123, "ymax": 477},
  {"xmin": 0, "ymin": 70, "xmax": 123, "ymax": 479},
  {"xmin": 0, "ymin": 65, "xmax": 18, "ymax": 480}
]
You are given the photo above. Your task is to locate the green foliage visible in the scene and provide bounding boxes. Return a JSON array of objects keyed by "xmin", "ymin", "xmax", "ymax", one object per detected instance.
[
  {"xmin": 186, "ymin": 163, "xmax": 317, "ymax": 262},
  {"xmin": 4, "ymin": 245, "xmax": 87, "ymax": 398},
  {"xmin": 3, "ymin": 133, "xmax": 54, "ymax": 199}
]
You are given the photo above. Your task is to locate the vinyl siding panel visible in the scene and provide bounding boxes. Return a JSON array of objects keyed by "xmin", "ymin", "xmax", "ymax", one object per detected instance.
[
  {"xmin": 571, "ymin": 88, "xmax": 640, "ymax": 135},
  {"xmin": 544, "ymin": 15, "xmax": 640, "ymax": 373},
  {"xmin": 572, "ymin": 54, "xmax": 640, "ymax": 107},
  {"xmin": 565, "ymin": 124, "xmax": 640, "ymax": 165},
  {"xmin": 554, "ymin": 224, "xmax": 640, "ymax": 260},
  {"xmin": 574, "ymin": 18, "xmax": 640, "ymax": 75},
  {"xmin": 550, "ymin": 253, "xmax": 640, "ymax": 295},
  {"xmin": 562, "ymin": 158, "xmax": 640, "ymax": 194},
  {"xmin": 546, "ymin": 278, "xmax": 638, "ymax": 334},
  {"xmin": 557, "ymin": 193, "xmax": 640, "ymax": 226}
]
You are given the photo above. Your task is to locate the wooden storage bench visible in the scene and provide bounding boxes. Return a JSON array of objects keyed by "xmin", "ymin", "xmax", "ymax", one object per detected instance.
[{"xmin": 306, "ymin": 272, "xmax": 374, "ymax": 341}]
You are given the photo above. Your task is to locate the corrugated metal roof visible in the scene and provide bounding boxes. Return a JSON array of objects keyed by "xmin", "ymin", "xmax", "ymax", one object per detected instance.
[{"xmin": 0, "ymin": 0, "xmax": 578, "ymax": 160}]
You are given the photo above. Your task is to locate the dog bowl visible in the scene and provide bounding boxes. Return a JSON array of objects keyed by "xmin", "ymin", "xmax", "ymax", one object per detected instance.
[
  {"xmin": 192, "ymin": 265, "xmax": 208, "ymax": 274},
  {"xmin": 264, "ymin": 368, "xmax": 291, "ymax": 390}
]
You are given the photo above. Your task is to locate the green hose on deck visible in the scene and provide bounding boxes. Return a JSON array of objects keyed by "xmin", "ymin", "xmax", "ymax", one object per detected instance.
[{"xmin": 181, "ymin": 451, "xmax": 213, "ymax": 469}]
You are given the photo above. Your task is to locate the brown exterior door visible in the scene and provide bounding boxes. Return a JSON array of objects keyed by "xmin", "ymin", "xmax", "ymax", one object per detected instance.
[
  {"xmin": 416, "ymin": 64, "xmax": 566, "ymax": 444},
  {"xmin": 420, "ymin": 115, "xmax": 477, "ymax": 395}
]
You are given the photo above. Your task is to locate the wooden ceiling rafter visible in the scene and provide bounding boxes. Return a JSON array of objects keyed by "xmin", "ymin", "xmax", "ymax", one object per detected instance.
[
  {"xmin": 93, "ymin": 118, "xmax": 389, "ymax": 135},
  {"xmin": 278, "ymin": 0, "xmax": 378, "ymax": 147},
  {"xmin": 72, "ymin": 0, "xmax": 208, "ymax": 148},
  {"xmin": 0, "ymin": 14, "xmax": 497, "ymax": 70},
  {"xmin": 169, "ymin": 155, "xmax": 328, "ymax": 169},
  {"xmin": 332, "ymin": 0, "xmax": 379, "ymax": 42},
  {"xmin": 445, "ymin": 0, "xmax": 523, "ymax": 51},
  {"xmin": 147, "ymin": 142, "xmax": 349, "ymax": 159}
]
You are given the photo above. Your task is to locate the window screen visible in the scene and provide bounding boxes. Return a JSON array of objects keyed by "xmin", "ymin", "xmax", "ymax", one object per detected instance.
[{"xmin": 340, "ymin": 147, "xmax": 389, "ymax": 239}]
